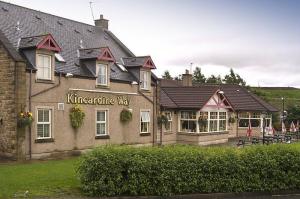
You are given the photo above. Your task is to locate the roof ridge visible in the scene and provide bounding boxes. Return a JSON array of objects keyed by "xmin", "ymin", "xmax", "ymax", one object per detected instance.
[
  {"xmin": 161, "ymin": 87, "xmax": 179, "ymax": 108},
  {"xmin": 0, "ymin": 1, "xmax": 96, "ymax": 28}
]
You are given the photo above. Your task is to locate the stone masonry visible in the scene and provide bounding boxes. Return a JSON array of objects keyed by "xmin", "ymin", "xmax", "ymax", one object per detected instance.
[{"xmin": 0, "ymin": 43, "xmax": 27, "ymax": 160}]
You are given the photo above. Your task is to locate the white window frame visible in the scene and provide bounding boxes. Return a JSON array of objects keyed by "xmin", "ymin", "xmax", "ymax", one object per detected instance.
[
  {"xmin": 140, "ymin": 110, "xmax": 151, "ymax": 134},
  {"xmin": 36, "ymin": 54, "xmax": 52, "ymax": 80},
  {"xmin": 209, "ymin": 112, "xmax": 219, "ymax": 132},
  {"xmin": 95, "ymin": 109, "xmax": 109, "ymax": 136},
  {"xmin": 218, "ymin": 112, "xmax": 227, "ymax": 132},
  {"xmin": 96, "ymin": 64, "xmax": 108, "ymax": 86},
  {"xmin": 140, "ymin": 70, "xmax": 150, "ymax": 90},
  {"xmin": 238, "ymin": 112, "xmax": 261, "ymax": 128},
  {"xmin": 36, "ymin": 107, "xmax": 53, "ymax": 139},
  {"xmin": 164, "ymin": 112, "xmax": 172, "ymax": 132},
  {"xmin": 179, "ymin": 111, "xmax": 197, "ymax": 133}
]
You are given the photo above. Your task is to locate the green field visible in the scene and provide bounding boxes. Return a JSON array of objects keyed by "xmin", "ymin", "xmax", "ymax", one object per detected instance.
[
  {"xmin": 0, "ymin": 158, "xmax": 81, "ymax": 198},
  {"xmin": 251, "ymin": 87, "xmax": 300, "ymax": 110}
]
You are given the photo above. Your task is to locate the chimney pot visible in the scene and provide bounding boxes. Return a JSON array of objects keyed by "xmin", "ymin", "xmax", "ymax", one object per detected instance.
[
  {"xmin": 182, "ymin": 70, "xmax": 193, "ymax": 86},
  {"xmin": 95, "ymin": 14, "xmax": 109, "ymax": 30}
]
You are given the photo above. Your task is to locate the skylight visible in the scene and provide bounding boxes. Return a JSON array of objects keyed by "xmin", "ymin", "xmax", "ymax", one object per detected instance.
[
  {"xmin": 116, "ymin": 63, "xmax": 127, "ymax": 72},
  {"xmin": 55, "ymin": 53, "xmax": 66, "ymax": 62}
]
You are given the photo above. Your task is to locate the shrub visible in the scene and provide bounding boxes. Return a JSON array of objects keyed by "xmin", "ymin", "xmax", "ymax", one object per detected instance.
[{"xmin": 77, "ymin": 144, "xmax": 300, "ymax": 197}]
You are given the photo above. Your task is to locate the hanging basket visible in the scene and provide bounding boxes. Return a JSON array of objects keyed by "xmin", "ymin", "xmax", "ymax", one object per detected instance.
[
  {"xmin": 69, "ymin": 105, "xmax": 85, "ymax": 129},
  {"xmin": 17, "ymin": 112, "xmax": 33, "ymax": 128},
  {"xmin": 157, "ymin": 115, "xmax": 168, "ymax": 128},
  {"xmin": 120, "ymin": 108, "xmax": 132, "ymax": 123},
  {"xmin": 228, "ymin": 116, "xmax": 236, "ymax": 124}
]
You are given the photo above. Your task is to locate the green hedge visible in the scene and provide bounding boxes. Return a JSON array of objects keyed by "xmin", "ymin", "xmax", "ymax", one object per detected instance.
[{"xmin": 76, "ymin": 144, "xmax": 300, "ymax": 196}]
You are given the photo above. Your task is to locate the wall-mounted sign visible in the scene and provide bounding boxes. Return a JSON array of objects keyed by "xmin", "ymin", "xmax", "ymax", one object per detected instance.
[{"xmin": 66, "ymin": 93, "xmax": 130, "ymax": 106}]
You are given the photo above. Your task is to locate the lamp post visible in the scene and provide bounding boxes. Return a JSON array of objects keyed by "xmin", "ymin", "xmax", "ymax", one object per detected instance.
[{"xmin": 281, "ymin": 97, "xmax": 285, "ymax": 123}]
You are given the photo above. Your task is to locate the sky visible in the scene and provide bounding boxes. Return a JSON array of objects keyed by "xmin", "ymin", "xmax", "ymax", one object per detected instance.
[{"xmin": 5, "ymin": 0, "xmax": 300, "ymax": 87}]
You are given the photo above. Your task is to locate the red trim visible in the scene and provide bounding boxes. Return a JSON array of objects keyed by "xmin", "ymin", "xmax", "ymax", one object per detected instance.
[
  {"xmin": 36, "ymin": 34, "xmax": 61, "ymax": 52},
  {"xmin": 143, "ymin": 57, "xmax": 156, "ymax": 69},
  {"xmin": 97, "ymin": 47, "xmax": 115, "ymax": 62},
  {"xmin": 201, "ymin": 89, "xmax": 234, "ymax": 111}
]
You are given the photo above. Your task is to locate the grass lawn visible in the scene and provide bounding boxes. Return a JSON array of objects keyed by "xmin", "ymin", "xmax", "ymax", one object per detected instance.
[{"xmin": 0, "ymin": 157, "xmax": 81, "ymax": 198}]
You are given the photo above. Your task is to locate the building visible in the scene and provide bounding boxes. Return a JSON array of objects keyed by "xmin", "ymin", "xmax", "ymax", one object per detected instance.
[
  {"xmin": 0, "ymin": 2, "xmax": 277, "ymax": 160},
  {"xmin": 158, "ymin": 72, "xmax": 278, "ymax": 145},
  {"xmin": 0, "ymin": 1, "xmax": 158, "ymax": 159}
]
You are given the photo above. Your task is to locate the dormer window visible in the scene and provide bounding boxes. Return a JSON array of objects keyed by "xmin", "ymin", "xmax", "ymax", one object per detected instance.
[
  {"xmin": 19, "ymin": 34, "xmax": 61, "ymax": 82},
  {"xmin": 37, "ymin": 54, "xmax": 52, "ymax": 80},
  {"xmin": 96, "ymin": 64, "xmax": 108, "ymax": 86},
  {"xmin": 140, "ymin": 70, "xmax": 150, "ymax": 90}
]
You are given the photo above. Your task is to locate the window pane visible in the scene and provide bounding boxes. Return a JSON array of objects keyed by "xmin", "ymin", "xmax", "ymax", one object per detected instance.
[
  {"xmin": 199, "ymin": 112, "xmax": 208, "ymax": 120},
  {"xmin": 97, "ymin": 123, "xmax": 106, "ymax": 135},
  {"xmin": 44, "ymin": 110, "xmax": 50, "ymax": 122},
  {"xmin": 44, "ymin": 124, "xmax": 50, "ymax": 137},
  {"xmin": 239, "ymin": 119, "xmax": 249, "ymax": 127},
  {"xmin": 219, "ymin": 120, "xmax": 226, "ymax": 131},
  {"xmin": 251, "ymin": 119, "xmax": 260, "ymax": 127},
  {"xmin": 37, "ymin": 124, "xmax": 44, "ymax": 138},
  {"xmin": 209, "ymin": 120, "xmax": 218, "ymax": 132},
  {"xmin": 210, "ymin": 112, "xmax": 218, "ymax": 119},
  {"xmin": 166, "ymin": 112, "xmax": 172, "ymax": 121},
  {"xmin": 180, "ymin": 120, "xmax": 197, "ymax": 132},
  {"xmin": 38, "ymin": 110, "xmax": 44, "ymax": 122},
  {"xmin": 97, "ymin": 111, "xmax": 106, "ymax": 122},
  {"xmin": 199, "ymin": 120, "xmax": 208, "ymax": 132},
  {"xmin": 97, "ymin": 65, "xmax": 107, "ymax": 85},
  {"xmin": 141, "ymin": 111, "xmax": 150, "ymax": 122},
  {"xmin": 219, "ymin": 112, "xmax": 226, "ymax": 119},
  {"xmin": 252, "ymin": 113, "xmax": 260, "ymax": 118},
  {"xmin": 141, "ymin": 122, "xmax": 148, "ymax": 132}
]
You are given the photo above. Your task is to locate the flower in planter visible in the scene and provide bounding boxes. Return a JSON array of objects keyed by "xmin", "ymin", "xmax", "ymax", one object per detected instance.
[
  {"xmin": 18, "ymin": 111, "xmax": 34, "ymax": 128},
  {"xmin": 120, "ymin": 108, "xmax": 132, "ymax": 123},
  {"xmin": 69, "ymin": 105, "xmax": 85, "ymax": 129}
]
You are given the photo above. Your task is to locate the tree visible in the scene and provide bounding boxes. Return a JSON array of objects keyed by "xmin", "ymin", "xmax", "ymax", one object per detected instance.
[
  {"xmin": 162, "ymin": 70, "xmax": 173, "ymax": 80},
  {"xmin": 206, "ymin": 75, "xmax": 222, "ymax": 84},
  {"xmin": 174, "ymin": 75, "xmax": 182, "ymax": 81},
  {"xmin": 193, "ymin": 67, "xmax": 206, "ymax": 83},
  {"xmin": 223, "ymin": 68, "xmax": 246, "ymax": 86},
  {"xmin": 286, "ymin": 105, "xmax": 300, "ymax": 123}
]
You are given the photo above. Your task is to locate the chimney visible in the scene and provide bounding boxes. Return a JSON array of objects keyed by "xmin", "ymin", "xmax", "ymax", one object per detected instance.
[
  {"xmin": 94, "ymin": 14, "xmax": 109, "ymax": 30},
  {"xmin": 182, "ymin": 69, "xmax": 192, "ymax": 86}
]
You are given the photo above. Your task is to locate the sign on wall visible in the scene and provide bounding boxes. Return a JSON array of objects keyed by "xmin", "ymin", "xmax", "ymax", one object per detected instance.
[{"xmin": 66, "ymin": 93, "xmax": 130, "ymax": 106}]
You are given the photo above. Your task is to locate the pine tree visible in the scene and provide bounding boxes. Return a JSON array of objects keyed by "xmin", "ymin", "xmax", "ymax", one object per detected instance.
[
  {"xmin": 192, "ymin": 67, "xmax": 206, "ymax": 83},
  {"xmin": 162, "ymin": 70, "xmax": 173, "ymax": 80}
]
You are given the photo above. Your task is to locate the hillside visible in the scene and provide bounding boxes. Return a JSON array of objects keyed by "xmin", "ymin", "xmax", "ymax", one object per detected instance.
[{"xmin": 251, "ymin": 87, "xmax": 300, "ymax": 111}]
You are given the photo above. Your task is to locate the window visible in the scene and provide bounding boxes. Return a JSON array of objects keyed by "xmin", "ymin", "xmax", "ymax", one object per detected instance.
[
  {"xmin": 96, "ymin": 110, "xmax": 108, "ymax": 135},
  {"xmin": 219, "ymin": 112, "xmax": 227, "ymax": 131},
  {"xmin": 164, "ymin": 112, "xmax": 172, "ymax": 132},
  {"xmin": 140, "ymin": 70, "xmax": 150, "ymax": 90},
  {"xmin": 37, "ymin": 54, "xmax": 52, "ymax": 80},
  {"xmin": 180, "ymin": 111, "xmax": 197, "ymax": 133},
  {"xmin": 140, "ymin": 111, "xmax": 150, "ymax": 133},
  {"xmin": 199, "ymin": 112, "xmax": 208, "ymax": 132},
  {"xmin": 37, "ymin": 108, "xmax": 51, "ymax": 139},
  {"xmin": 209, "ymin": 112, "xmax": 218, "ymax": 132},
  {"xmin": 238, "ymin": 112, "xmax": 260, "ymax": 128},
  {"xmin": 198, "ymin": 111, "xmax": 227, "ymax": 133},
  {"xmin": 96, "ymin": 64, "xmax": 108, "ymax": 86}
]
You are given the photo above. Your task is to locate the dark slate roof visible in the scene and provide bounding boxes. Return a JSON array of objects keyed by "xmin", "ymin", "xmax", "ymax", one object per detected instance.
[
  {"xmin": 79, "ymin": 48, "xmax": 103, "ymax": 60},
  {"xmin": 19, "ymin": 35, "xmax": 46, "ymax": 49},
  {"xmin": 161, "ymin": 86, "xmax": 219, "ymax": 109},
  {"xmin": 0, "ymin": 30, "xmax": 24, "ymax": 61},
  {"xmin": 159, "ymin": 79, "xmax": 278, "ymax": 112},
  {"xmin": 0, "ymin": 1, "xmax": 141, "ymax": 82},
  {"xmin": 122, "ymin": 57, "xmax": 148, "ymax": 67}
]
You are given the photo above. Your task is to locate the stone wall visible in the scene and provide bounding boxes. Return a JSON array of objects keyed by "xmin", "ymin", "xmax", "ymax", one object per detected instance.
[{"xmin": 0, "ymin": 44, "xmax": 26, "ymax": 159}]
